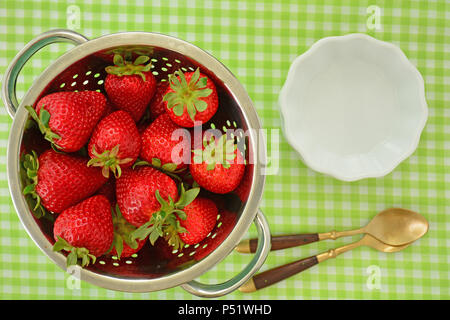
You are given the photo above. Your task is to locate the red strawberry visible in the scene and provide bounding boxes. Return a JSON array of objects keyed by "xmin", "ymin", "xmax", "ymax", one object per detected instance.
[
  {"xmin": 190, "ymin": 134, "xmax": 245, "ymax": 194},
  {"xmin": 105, "ymin": 55, "xmax": 156, "ymax": 122},
  {"xmin": 108, "ymin": 205, "xmax": 147, "ymax": 259},
  {"xmin": 52, "ymin": 195, "xmax": 114, "ymax": 267},
  {"xmin": 140, "ymin": 113, "xmax": 191, "ymax": 171},
  {"xmin": 77, "ymin": 90, "xmax": 109, "ymax": 121},
  {"xmin": 116, "ymin": 168, "xmax": 201, "ymax": 250},
  {"xmin": 163, "ymin": 68, "xmax": 218, "ymax": 127},
  {"xmin": 22, "ymin": 149, "xmax": 107, "ymax": 215},
  {"xmin": 87, "ymin": 110, "xmax": 141, "ymax": 178},
  {"xmin": 26, "ymin": 91, "xmax": 106, "ymax": 152},
  {"xmin": 194, "ymin": 209, "xmax": 236, "ymax": 261},
  {"xmin": 140, "ymin": 113, "xmax": 190, "ymax": 170},
  {"xmin": 115, "ymin": 166, "xmax": 179, "ymax": 228},
  {"xmin": 149, "ymin": 81, "xmax": 169, "ymax": 121},
  {"xmin": 176, "ymin": 197, "xmax": 218, "ymax": 246}
]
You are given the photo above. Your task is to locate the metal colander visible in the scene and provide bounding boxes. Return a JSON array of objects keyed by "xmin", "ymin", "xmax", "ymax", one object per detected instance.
[{"xmin": 2, "ymin": 29, "xmax": 270, "ymax": 297}]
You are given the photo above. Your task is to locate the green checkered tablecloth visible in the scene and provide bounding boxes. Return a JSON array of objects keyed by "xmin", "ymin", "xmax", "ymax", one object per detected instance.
[{"xmin": 0, "ymin": 0, "xmax": 448, "ymax": 300}]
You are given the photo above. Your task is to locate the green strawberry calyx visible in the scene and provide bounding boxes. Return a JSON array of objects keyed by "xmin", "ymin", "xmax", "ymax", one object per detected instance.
[
  {"xmin": 107, "ymin": 204, "xmax": 139, "ymax": 259},
  {"xmin": 25, "ymin": 105, "xmax": 62, "ymax": 149},
  {"xmin": 21, "ymin": 151, "xmax": 48, "ymax": 219},
  {"xmin": 131, "ymin": 185, "xmax": 200, "ymax": 251},
  {"xmin": 87, "ymin": 145, "xmax": 133, "ymax": 179},
  {"xmin": 163, "ymin": 68, "xmax": 213, "ymax": 121},
  {"xmin": 132, "ymin": 158, "xmax": 186, "ymax": 182},
  {"xmin": 105, "ymin": 54, "xmax": 152, "ymax": 82},
  {"xmin": 192, "ymin": 134, "xmax": 237, "ymax": 170},
  {"xmin": 53, "ymin": 236, "xmax": 96, "ymax": 268}
]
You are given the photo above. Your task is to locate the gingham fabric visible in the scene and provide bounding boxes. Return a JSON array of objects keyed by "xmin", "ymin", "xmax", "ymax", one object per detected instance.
[{"xmin": 0, "ymin": 0, "xmax": 448, "ymax": 300}]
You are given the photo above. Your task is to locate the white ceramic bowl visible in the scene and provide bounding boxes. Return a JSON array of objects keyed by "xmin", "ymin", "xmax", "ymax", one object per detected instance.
[{"xmin": 279, "ymin": 34, "xmax": 428, "ymax": 181}]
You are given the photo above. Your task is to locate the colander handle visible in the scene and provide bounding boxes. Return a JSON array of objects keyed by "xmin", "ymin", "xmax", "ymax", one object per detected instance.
[
  {"xmin": 1, "ymin": 29, "xmax": 88, "ymax": 118},
  {"xmin": 180, "ymin": 208, "xmax": 271, "ymax": 298}
]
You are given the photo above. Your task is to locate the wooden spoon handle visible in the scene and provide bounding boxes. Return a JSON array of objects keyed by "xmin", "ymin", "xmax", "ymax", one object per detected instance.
[
  {"xmin": 239, "ymin": 255, "xmax": 319, "ymax": 292},
  {"xmin": 235, "ymin": 234, "xmax": 319, "ymax": 254}
]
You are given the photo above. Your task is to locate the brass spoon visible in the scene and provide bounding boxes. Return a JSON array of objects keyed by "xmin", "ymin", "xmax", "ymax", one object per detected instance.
[
  {"xmin": 239, "ymin": 234, "xmax": 412, "ymax": 293},
  {"xmin": 236, "ymin": 208, "xmax": 428, "ymax": 253}
]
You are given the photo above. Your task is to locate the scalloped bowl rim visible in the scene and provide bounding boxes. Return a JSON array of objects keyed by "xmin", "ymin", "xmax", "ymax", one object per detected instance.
[{"xmin": 279, "ymin": 33, "xmax": 428, "ymax": 181}]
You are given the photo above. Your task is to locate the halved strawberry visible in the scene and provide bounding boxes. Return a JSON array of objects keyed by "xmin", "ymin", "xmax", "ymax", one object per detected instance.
[
  {"xmin": 87, "ymin": 110, "xmax": 141, "ymax": 178},
  {"xmin": 163, "ymin": 68, "xmax": 218, "ymax": 127}
]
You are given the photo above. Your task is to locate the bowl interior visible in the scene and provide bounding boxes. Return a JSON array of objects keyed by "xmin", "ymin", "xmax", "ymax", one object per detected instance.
[
  {"xmin": 280, "ymin": 34, "xmax": 427, "ymax": 181},
  {"xmin": 20, "ymin": 44, "xmax": 254, "ymax": 280}
]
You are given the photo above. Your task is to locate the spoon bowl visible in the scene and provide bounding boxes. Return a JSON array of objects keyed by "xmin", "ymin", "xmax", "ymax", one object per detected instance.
[{"xmin": 365, "ymin": 208, "xmax": 429, "ymax": 246}]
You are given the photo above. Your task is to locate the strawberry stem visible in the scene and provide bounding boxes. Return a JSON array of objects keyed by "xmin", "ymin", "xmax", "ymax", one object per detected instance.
[
  {"xmin": 130, "ymin": 185, "xmax": 200, "ymax": 250},
  {"xmin": 21, "ymin": 151, "xmax": 48, "ymax": 218},
  {"xmin": 105, "ymin": 54, "xmax": 152, "ymax": 82},
  {"xmin": 109, "ymin": 204, "xmax": 139, "ymax": 259},
  {"xmin": 25, "ymin": 105, "xmax": 61, "ymax": 149},
  {"xmin": 87, "ymin": 145, "xmax": 132, "ymax": 178},
  {"xmin": 132, "ymin": 158, "xmax": 186, "ymax": 182},
  {"xmin": 53, "ymin": 236, "xmax": 96, "ymax": 267},
  {"xmin": 163, "ymin": 68, "xmax": 213, "ymax": 121},
  {"xmin": 192, "ymin": 134, "xmax": 237, "ymax": 170}
]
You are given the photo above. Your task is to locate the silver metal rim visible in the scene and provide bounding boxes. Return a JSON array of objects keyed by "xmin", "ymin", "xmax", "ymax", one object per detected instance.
[{"xmin": 7, "ymin": 31, "xmax": 267, "ymax": 293}]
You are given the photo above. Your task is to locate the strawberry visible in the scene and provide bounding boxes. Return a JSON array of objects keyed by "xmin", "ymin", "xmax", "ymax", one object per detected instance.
[
  {"xmin": 163, "ymin": 68, "xmax": 218, "ymax": 127},
  {"xmin": 25, "ymin": 90, "xmax": 106, "ymax": 152},
  {"xmin": 87, "ymin": 110, "xmax": 141, "ymax": 178},
  {"xmin": 176, "ymin": 197, "xmax": 218, "ymax": 246},
  {"xmin": 118, "ymin": 167, "xmax": 201, "ymax": 249},
  {"xmin": 52, "ymin": 195, "xmax": 114, "ymax": 267},
  {"xmin": 194, "ymin": 209, "xmax": 236, "ymax": 261},
  {"xmin": 22, "ymin": 149, "xmax": 107, "ymax": 215},
  {"xmin": 105, "ymin": 54, "xmax": 156, "ymax": 122},
  {"xmin": 140, "ymin": 113, "xmax": 191, "ymax": 170},
  {"xmin": 148, "ymin": 81, "xmax": 169, "ymax": 121},
  {"xmin": 108, "ymin": 205, "xmax": 147, "ymax": 259},
  {"xmin": 115, "ymin": 166, "xmax": 180, "ymax": 228},
  {"xmin": 190, "ymin": 134, "xmax": 245, "ymax": 194}
]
